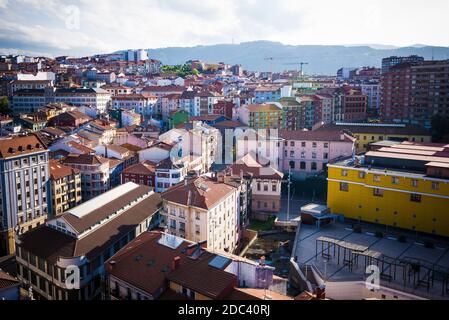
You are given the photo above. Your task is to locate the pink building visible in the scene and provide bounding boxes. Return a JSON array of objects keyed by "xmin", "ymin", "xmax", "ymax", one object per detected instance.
[{"xmin": 279, "ymin": 130, "xmax": 355, "ymax": 180}]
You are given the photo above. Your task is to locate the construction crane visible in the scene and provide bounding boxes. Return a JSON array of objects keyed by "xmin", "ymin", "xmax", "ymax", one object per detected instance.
[
  {"xmin": 263, "ymin": 57, "xmax": 289, "ymax": 74},
  {"xmin": 284, "ymin": 62, "xmax": 309, "ymax": 75}
]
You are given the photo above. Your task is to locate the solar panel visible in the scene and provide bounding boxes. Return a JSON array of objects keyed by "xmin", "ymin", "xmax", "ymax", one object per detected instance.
[{"xmin": 208, "ymin": 255, "xmax": 231, "ymax": 269}]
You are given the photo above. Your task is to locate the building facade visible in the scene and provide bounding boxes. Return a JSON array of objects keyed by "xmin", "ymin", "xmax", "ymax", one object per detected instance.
[
  {"xmin": 327, "ymin": 141, "xmax": 449, "ymax": 237},
  {"xmin": 0, "ymin": 135, "xmax": 50, "ymax": 255}
]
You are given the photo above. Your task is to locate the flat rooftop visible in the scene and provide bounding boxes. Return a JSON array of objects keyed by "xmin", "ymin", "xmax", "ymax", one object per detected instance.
[{"xmin": 293, "ymin": 221, "xmax": 449, "ymax": 300}]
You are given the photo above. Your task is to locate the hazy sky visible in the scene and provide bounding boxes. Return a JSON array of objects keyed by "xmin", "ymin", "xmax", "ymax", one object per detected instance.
[{"xmin": 0, "ymin": 0, "xmax": 448, "ymax": 57}]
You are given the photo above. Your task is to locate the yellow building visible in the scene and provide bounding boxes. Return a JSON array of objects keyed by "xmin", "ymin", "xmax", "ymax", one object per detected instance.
[
  {"xmin": 239, "ymin": 103, "xmax": 283, "ymax": 130},
  {"xmin": 327, "ymin": 141, "xmax": 449, "ymax": 237},
  {"xmin": 49, "ymin": 159, "xmax": 82, "ymax": 216},
  {"xmin": 315, "ymin": 123, "xmax": 431, "ymax": 153}
]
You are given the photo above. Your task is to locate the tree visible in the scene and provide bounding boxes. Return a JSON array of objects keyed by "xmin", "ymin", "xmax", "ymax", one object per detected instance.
[{"xmin": 0, "ymin": 96, "xmax": 12, "ymax": 116}]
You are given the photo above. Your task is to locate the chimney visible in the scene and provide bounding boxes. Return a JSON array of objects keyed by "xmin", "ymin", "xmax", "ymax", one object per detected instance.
[
  {"xmin": 172, "ymin": 256, "xmax": 181, "ymax": 270},
  {"xmin": 217, "ymin": 171, "xmax": 225, "ymax": 183}
]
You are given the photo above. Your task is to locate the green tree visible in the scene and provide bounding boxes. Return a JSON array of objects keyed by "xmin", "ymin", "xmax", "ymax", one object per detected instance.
[{"xmin": 0, "ymin": 96, "xmax": 12, "ymax": 115}]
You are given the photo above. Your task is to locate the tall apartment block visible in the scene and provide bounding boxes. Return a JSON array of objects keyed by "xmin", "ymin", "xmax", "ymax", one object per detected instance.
[
  {"xmin": 381, "ymin": 60, "xmax": 449, "ymax": 127},
  {"xmin": 0, "ymin": 135, "xmax": 50, "ymax": 255},
  {"xmin": 381, "ymin": 55, "xmax": 424, "ymax": 74}
]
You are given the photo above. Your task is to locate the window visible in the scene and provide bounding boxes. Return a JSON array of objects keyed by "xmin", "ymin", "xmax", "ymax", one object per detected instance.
[
  {"xmin": 341, "ymin": 169, "xmax": 348, "ymax": 177},
  {"xmin": 373, "ymin": 188, "xmax": 383, "ymax": 197},
  {"xmin": 272, "ymin": 184, "xmax": 277, "ymax": 192},
  {"xmin": 340, "ymin": 182, "xmax": 349, "ymax": 192},
  {"xmin": 323, "ymin": 153, "xmax": 328, "ymax": 160},
  {"xmin": 373, "ymin": 175, "xmax": 381, "ymax": 182},
  {"xmin": 312, "ymin": 142, "xmax": 317, "ymax": 148},
  {"xmin": 411, "ymin": 179, "xmax": 418, "ymax": 187},
  {"xmin": 410, "ymin": 194, "xmax": 421, "ymax": 203},
  {"xmin": 432, "ymin": 182, "xmax": 439, "ymax": 190},
  {"xmin": 358, "ymin": 171, "xmax": 365, "ymax": 179},
  {"xmin": 300, "ymin": 162, "xmax": 306, "ymax": 170},
  {"xmin": 312, "ymin": 152, "xmax": 317, "ymax": 159},
  {"xmin": 324, "ymin": 143, "xmax": 329, "ymax": 148},
  {"xmin": 301, "ymin": 142, "xmax": 306, "ymax": 147},
  {"xmin": 311, "ymin": 162, "xmax": 317, "ymax": 171},
  {"xmin": 391, "ymin": 177, "xmax": 399, "ymax": 185},
  {"xmin": 289, "ymin": 161, "xmax": 295, "ymax": 169},
  {"xmin": 290, "ymin": 141, "xmax": 295, "ymax": 147},
  {"xmin": 301, "ymin": 152, "xmax": 305, "ymax": 159}
]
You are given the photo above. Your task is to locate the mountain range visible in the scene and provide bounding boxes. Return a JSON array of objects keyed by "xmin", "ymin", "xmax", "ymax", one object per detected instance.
[{"xmin": 143, "ymin": 41, "xmax": 449, "ymax": 75}]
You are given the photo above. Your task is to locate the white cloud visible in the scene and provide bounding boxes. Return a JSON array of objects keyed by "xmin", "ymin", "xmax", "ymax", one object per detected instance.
[{"xmin": 0, "ymin": 0, "xmax": 448, "ymax": 57}]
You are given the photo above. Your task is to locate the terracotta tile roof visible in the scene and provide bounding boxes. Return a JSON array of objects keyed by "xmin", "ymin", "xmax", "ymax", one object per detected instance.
[
  {"xmin": 106, "ymin": 231, "xmax": 192, "ymax": 296},
  {"xmin": 120, "ymin": 143, "xmax": 143, "ymax": 152},
  {"xmin": 66, "ymin": 141, "xmax": 95, "ymax": 154},
  {"xmin": 62, "ymin": 154, "xmax": 109, "ymax": 166},
  {"xmin": 49, "ymin": 159, "xmax": 80, "ymax": 180},
  {"xmin": 0, "ymin": 134, "xmax": 47, "ymax": 159},
  {"xmin": 246, "ymin": 104, "xmax": 281, "ymax": 112},
  {"xmin": 161, "ymin": 176, "xmax": 236, "ymax": 210},
  {"xmin": 229, "ymin": 152, "xmax": 283, "ymax": 180},
  {"xmin": 166, "ymin": 252, "xmax": 236, "ymax": 299},
  {"xmin": 122, "ymin": 162, "xmax": 155, "ymax": 175},
  {"xmin": 212, "ymin": 120, "xmax": 247, "ymax": 128}
]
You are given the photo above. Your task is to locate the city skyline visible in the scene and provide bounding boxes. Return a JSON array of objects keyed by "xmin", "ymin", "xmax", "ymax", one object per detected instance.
[{"xmin": 1, "ymin": 0, "xmax": 449, "ymax": 57}]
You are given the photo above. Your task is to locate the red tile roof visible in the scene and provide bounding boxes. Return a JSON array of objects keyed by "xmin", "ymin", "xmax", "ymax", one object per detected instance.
[
  {"xmin": 0, "ymin": 134, "xmax": 47, "ymax": 159},
  {"xmin": 161, "ymin": 176, "xmax": 236, "ymax": 210}
]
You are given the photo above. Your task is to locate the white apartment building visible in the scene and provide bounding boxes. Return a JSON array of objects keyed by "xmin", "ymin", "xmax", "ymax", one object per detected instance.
[
  {"xmin": 111, "ymin": 94, "xmax": 157, "ymax": 117},
  {"xmin": 161, "ymin": 176, "xmax": 240, "ymax": 253}
]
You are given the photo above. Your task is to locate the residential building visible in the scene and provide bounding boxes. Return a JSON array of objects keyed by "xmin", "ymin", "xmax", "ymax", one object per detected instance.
[
  {"xmin": 161, "ymin": 175, "xmax": 240, "ymax": 253},
  {"xmin": 0, "ymin": 135, "xmax": 50, "ymax": 255},
  {"xmin": 230, "ymin": 152, "xmax": 283, "ymax": 216},
  {"xmin": 15, "ymin": 183, "xmax": 162, "ymax": 300},
  {"xmin": 339, "ymin": 86, "xmax": 367, "ymax": 122},
  {"xmin": 278, "ymin": 97, "xmax": 304, "ymax": 130},
  {"xmin": 359, "ymin": 82, "xmax": 380, "ymax": 118},
  {"xmin": 279, "ymin": 130, "xmax": 355, "ymax": 180},
  {"xmin": 253, "ymin": 85, "xmax": 283, "ymax": 103},
  {"xmin": 49, "ymin": 159, "xmax": 82, "ymax": 217},
  {"xmin": 111, "ymin": 94, "xmax": 156, "ymax": 117},
  {"xmin": 237, "ymin": 103, "xmax": 283, "ymax": 130},
  {"xmin": 12, "ymin": 87, "xmax": 111, "ymax": 115},
  {"xmin": 48, "ymin": 110, "xmax": 92, "ymax": 128},
  {"xmin": 62, "ymin": 154, "xmax": 110, "ymax": 201},
  {"xmin": 121, "ymin": 161, "xmax": 156, "ymax": 188},
  {"xmin": 381, "ymin": 55, "xmax": 424, "ymax": 74},
  {"xmin": 327, "ymin": 141, "xmax": 449, "ymax": 237}
]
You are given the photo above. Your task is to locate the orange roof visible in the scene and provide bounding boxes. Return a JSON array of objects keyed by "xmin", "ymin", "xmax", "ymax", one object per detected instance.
[
  {"xmin": 0, "ymin": 134, "xmax": 47, "ymax": 159},
  {"xmin": 246, "ymin": 104, "xmax": 281, "ymax": 112},
  {"xmin": 49, "ymin": 159, "xmax": 80, "ymax": 180}
]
